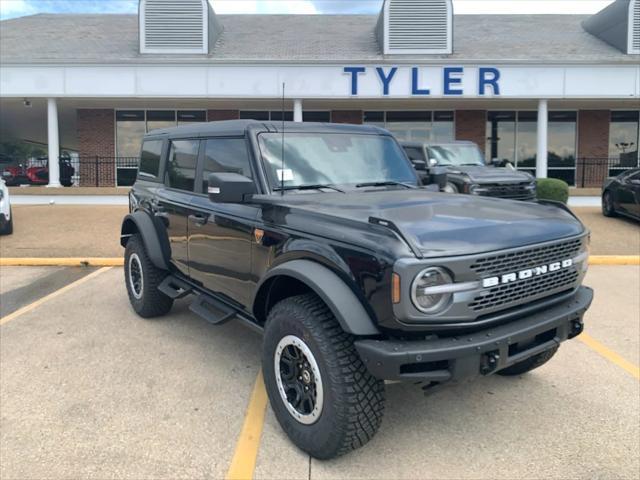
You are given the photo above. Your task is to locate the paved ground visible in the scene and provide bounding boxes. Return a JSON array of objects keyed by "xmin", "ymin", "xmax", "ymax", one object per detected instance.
[
  {"xmin": 572, "ymin": 207, "xmax": 640, "ymax": 256},
  {"xmin": 0, "ymin": 265, "xmax": 638, "ymax": 479},
  {"xmin": 0, "ymin": 205, "xmax": 128, "ymax": 258},
  {"xmin": 1, "ymin": 205, "xmax": 638, "ymax": 259}
]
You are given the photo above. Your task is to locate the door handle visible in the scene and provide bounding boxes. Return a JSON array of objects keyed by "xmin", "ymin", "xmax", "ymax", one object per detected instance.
[{"xmin": 188, "ymin": 214, "xmax": 208, "ymax": 226}]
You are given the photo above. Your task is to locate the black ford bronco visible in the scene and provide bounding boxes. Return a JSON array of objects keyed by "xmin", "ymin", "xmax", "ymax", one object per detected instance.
[
  {"xmin": 121, "ymin": 120, "xmax": 593, "ymax": 459},
  {"xmin": 401, "ymin": 140, "xmax": 537, "ymax": 200}
]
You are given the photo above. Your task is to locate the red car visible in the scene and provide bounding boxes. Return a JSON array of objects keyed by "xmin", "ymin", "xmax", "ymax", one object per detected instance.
[{"xmin": 1, "ymin": 157, "xmax": 74, "ymax": 187}]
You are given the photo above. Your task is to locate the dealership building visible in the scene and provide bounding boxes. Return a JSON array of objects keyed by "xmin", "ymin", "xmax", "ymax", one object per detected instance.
[{"xmin": 0, "ymin": 0, "xmax": 639, "ymax": 187}]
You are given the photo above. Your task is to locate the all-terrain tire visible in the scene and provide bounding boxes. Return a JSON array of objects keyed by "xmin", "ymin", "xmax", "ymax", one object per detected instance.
[
  {"xmin": 124, "ymin": 234, "xmax": 173, "ymax": 318},
  {"xmin": 262, "ymin": 293, "xmax": 385, "ymax": 459},
  {"xmin": 496, "ymin": 346, "xmax": 559, "ymax": 376},
  {"xmin": 602, "ymin": 190, "xmax": 617, "ymax": 217},
  {"xmin": 0, "ymin": 207, "xmax": 13, "ymax": 235}
]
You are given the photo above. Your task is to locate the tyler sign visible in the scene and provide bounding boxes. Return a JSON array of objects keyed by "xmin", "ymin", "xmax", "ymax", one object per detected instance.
[{"xmin": 343, "ymin": 66, "xmax": 501, "ymax": 97}]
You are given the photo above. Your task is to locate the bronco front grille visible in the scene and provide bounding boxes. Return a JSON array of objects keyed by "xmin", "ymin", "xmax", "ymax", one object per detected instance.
[
  {"xmin": 470, "ymin": 238, "xmax": 583, "ymax": 274},
  {"xmin": 478, "ymin": 183, "xmax": 535, "ymax": 200},
  {"xmin": 468, "ymin": 237, "xmax": 585, "ymax": 313}
]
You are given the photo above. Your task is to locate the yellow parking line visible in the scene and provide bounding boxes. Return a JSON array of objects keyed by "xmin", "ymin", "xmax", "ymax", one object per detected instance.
[
  {"xmin": 0, "ymin": 258, "xmax": 123, "ymax": 267},
  {"xmin": 579, "ymin": 333, "xmax": 640, "ymax": 380},
  {"xmin": 226, "ymin": 371, "xmax": 268, "ymax": 480},
  {"xmin": 0, "ymin": 267, "xmax": 112, "ymax": 326},
  {"xmin": 588, "ymin": 256, "xmax": 640, "ymax": 266}
]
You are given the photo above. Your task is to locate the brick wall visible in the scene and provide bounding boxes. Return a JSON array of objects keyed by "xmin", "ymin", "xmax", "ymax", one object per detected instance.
[
  {"xmin": 455, "ymin": 110, "xmax": 487, "ymax": 152},
  {"xmin": 331, "ymin": 110, "xmax": 363, "ymax": 124},
  {"xmin": 207, "ymin": 110, "xmax": 240, "ymax": 121},
  {"xmin": 77, "ymin": 109, "xmax": 115, "ymax": 187},
  {"xmin": 577, "ymin": 110, "xmax": 610, "ymax": 187}
]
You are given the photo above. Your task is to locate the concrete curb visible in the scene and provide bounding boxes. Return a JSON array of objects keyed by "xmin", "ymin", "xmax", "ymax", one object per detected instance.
[
  {"xmin": 588, "ymin": 256, "xmax": 640, "ymax": 266},
  {"xmin": 1, "ymin": 256, "xmax": 638, "ymax": 267},
  {"xmin": 0, "ymin": 258, "xmax": 124, "ymax": 267}
]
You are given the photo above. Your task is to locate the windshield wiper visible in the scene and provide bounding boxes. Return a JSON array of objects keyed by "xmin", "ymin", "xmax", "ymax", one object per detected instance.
[
  {"xmin": 273, "ymin": 184, "xmax": 345, "ymax": 193},
  {"xmin": 355, "ymin": 181, "xmax": 416, "ymax": 189}
]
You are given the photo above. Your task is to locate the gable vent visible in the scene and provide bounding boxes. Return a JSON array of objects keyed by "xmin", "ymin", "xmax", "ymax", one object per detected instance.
[
  {"xmin": 630, "ymin": 0, "xmax": 640, "ymax": 54},
  {"xmin": 378, "ymin": 0, "xmax": 453, "ymax": 54},
  {"xmin": 140, "ymin": 0, "xmax": 210, "ymax": 54}
]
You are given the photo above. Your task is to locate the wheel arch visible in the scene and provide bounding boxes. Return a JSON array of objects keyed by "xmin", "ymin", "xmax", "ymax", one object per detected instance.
[
  {"xmin": 120, "ymin": 211, "xmax": 171, "ymax": 271},
  {"xmin": 253, "ymin": 259, "xmax": 381, "ymax": 336}
]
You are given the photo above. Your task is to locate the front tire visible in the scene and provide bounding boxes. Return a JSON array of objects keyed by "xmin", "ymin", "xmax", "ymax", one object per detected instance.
[
  {"xmin": 262, "ymin": 293, "xmax": 385, "ymax": 459},
  {"xmin": 124, "ymin": 234, "xmax": 173, "ymax": 318},
  {"xmin": 602, "ymin": 190, "xmax": 616, "ymax": 217},
  {"xmin": 496, "ymin": 346, "xmax": 558, "ymax": 376}
]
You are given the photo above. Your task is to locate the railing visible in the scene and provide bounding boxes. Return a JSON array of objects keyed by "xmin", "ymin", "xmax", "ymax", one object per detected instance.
[
  {"xmin": 1, "ymin": 157, "xmax": 140, "ymax": 187},
  {"xmin": 575, "ymin": 157, "xmax": 640, "ymax": 188}
]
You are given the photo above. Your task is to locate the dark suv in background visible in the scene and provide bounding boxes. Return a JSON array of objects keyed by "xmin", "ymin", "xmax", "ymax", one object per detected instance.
[
  {"xmin": 121, "ymin": 120, "xmax": 592, "ymax": 459},
  {"xmin": 401, "ymin": 141, "xmax": 537, "ymax": 201}
]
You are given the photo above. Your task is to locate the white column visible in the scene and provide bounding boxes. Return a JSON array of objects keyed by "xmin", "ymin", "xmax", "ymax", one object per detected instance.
[
  {"xmin": 536, "ymin": 99, "xmax": 548, "ymax": 179},
  {"xmin": 293, "ymin": 99, "xmax": 303, "ymax": 122},
  {"xmin": 46, "ymin": 98, "xmax": 61, "ymax": 187}
]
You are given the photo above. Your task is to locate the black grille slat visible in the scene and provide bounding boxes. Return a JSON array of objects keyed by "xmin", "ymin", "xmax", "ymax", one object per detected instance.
[{"xmin": 469, "ymin": 238, "xmax": 584, "ymax": 313}]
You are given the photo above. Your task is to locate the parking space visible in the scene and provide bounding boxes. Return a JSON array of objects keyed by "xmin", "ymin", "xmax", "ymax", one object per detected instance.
[{"xmin": 0, "ymin": 265, "xmax": 638, "ymax": 479}]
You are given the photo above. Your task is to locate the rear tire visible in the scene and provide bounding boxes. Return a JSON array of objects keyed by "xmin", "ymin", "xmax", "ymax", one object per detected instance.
[
  {"xmin": 262, "ymin": 293, "xmax": 385, "ymax": 459},
  {"xmin": 0, "ymin": 207, "xmax": 13, "ymax": 235},
  {"xmin": 496, "ymin": 346, "xmax": 558, "ymax": 376},
  {"xmin": 124, "ymin": 234, "xmax": 173, "ymax": 318},
  {"xmin": 602, "ymin": 191, "xmax": 617, "ymax": 217}
]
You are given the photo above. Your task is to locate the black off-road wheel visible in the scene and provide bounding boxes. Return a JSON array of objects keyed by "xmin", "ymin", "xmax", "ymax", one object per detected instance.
[
  {"xmin": 602, "ymin": 190, "xmax": 617, "ymax": 217},
  {"xmin": 124, "ymin": 234, "xmax": 173, "ymax": 318},
  {"xmin": 496, "ymin": 346, "xmax": 559, "ymax": 376},
  {"xmin": 262, "ymin": 293, "xmax": 385, "ymax": 460}
]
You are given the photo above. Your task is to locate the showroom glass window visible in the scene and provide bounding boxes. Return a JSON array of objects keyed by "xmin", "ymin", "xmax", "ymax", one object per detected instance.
[
  {"xmin": 363, "ymin": 111, "xmax": 454, "ymax": 142},
  {"xmin": 115, "ymin": 109, "xmax": 206, "ymax": 186},
  {"xmin": 609, "ymin": 111, "xmax": 640, "ymax": 169},
  {"xmin": 166, "ymin": 140, "xmax": 199, "ymax": 191},
  {"xmin": 202, "ymin": 138, "xmax": 252, "ymax": 193},
  {"xmin": 239, "ymin": 111, "xmax": 330, "ymax": 122},
  {"xmin": 486, "ymin": 110, "xmax": 577, "ymax": 185}
]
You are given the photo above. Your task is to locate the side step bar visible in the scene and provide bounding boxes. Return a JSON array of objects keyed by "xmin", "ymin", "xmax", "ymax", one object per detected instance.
[
  {"xmin": 189, "ymin": 293, "xmax": 237, "ymax": 325},
  {"xmin": 158, "ymin": 276, "xmax": 193, "ymax": 299}
]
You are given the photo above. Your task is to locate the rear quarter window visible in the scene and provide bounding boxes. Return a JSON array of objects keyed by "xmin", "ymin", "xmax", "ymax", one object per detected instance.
[{"xmin": 138, "ymin": 140, "xmax": 163, "ymax": 179}]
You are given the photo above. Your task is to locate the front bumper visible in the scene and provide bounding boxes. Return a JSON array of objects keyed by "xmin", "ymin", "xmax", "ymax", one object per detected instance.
[{"xmin": 355, "ymin": 286, "xmax": 593, "ymax": 383}]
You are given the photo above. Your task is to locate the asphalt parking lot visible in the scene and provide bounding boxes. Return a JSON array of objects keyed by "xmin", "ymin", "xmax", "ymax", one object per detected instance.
[{"xmin": 0, "ymin": 264, "xmax": 638, "ymax": 479}]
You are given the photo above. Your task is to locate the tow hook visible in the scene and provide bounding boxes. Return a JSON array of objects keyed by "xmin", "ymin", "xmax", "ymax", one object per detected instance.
[
  {"xmin": 568, "ymin": 320, "xmax": 584, "ymax": 339},
  {"xmin": 480, "ymin": 351, "xmax": 500, "ymax": 375}
]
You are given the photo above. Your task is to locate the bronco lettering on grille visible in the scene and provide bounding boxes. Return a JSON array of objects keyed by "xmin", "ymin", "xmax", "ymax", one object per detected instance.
[{"xmin": 482, "ymin": 259, "xmax": 573, "ymax": 288}]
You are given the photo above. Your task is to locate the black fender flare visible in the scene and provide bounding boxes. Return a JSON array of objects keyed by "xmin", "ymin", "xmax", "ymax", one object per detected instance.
[
  {"xmin": 255, "ymin": 259, "xmax": 381, "ymax": 336},
  {"xmin": 120, "ymin": 211, "xmax": 171, "ymax": 271}
]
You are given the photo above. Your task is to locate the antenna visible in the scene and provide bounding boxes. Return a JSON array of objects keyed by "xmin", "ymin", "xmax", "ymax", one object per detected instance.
[{"xmin": 281, "ymin": 82, "xmax": 285, "ymax": 196}]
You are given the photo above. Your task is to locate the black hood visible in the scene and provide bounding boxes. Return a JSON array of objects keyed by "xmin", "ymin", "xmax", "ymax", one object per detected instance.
[
  {"xmin": 444, "ymin": 166, "xmax": 534, "ymax": 184},
  {"xmin": 254, "ymin": 190, "xmax": 585, "ymax": 258}
]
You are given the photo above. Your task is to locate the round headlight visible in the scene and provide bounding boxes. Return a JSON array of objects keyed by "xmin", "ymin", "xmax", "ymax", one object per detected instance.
[{"xmin": 411, "ymin": 267, "xmax": 453, "ymax": 314}]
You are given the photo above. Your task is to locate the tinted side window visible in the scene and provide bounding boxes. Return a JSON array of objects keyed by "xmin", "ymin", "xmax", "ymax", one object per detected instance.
[
  {"xmin": 166, "ymin": 140, "xmax": 199, "ymax": 191},
  {"xmin": 138, "ymin": 140, "xmax": 163, "ymax": 178},
  {"xmin": 404, "ymin": 147, "xmax": 425, "ymax": 161},
  {"xmin": 202, "ymin": 138, "xmax": 252, "ymax": 192}
]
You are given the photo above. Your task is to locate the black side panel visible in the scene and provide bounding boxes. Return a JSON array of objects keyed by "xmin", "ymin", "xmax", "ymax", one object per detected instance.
[
  {"xmin": 255, "ymin": 259, "xmax": 380, "ymax": 336},
  {"xmin": 121, "ymin": 211, "xmax": 170, "ymax": 271}
]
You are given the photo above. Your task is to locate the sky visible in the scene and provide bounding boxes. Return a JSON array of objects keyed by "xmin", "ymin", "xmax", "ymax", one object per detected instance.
[{"xmin": 0, "ymin": 0, "xmax": 617, "ymax": 21}]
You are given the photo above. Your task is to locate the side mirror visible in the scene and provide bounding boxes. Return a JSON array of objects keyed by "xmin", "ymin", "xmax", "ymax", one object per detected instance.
[
  {"xmin": 429, "ymin": 166, "xmax": 448, "ymax": 191},
  {"xmin": 207, "ymin": 172, "xmax": 256, "ymax": 203},
  {"xmin": 428, "ymin": 158, "xmax": 438, "ymax": 167},
  {"xmin": 629, "ymin": 179, "xmax": 640, "ymax": 186},
  {"xmin": 490, "ymin": 158, "xmax": 502, "ymax": 167}
]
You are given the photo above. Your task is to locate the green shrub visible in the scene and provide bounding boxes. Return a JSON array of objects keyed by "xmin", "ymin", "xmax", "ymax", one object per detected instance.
[{"xmin": 536, "ymin": 178, "xmax": 569, "ymax": 204}]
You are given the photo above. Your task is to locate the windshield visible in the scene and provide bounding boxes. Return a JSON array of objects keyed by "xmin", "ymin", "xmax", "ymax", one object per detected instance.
[
  {"xmin": 428, "ymin": 144, "xmax": 486, "ymax": 167},
  {"xmin": 258, "ymin": 133, "xmax": 418, "ymax": 190}
]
